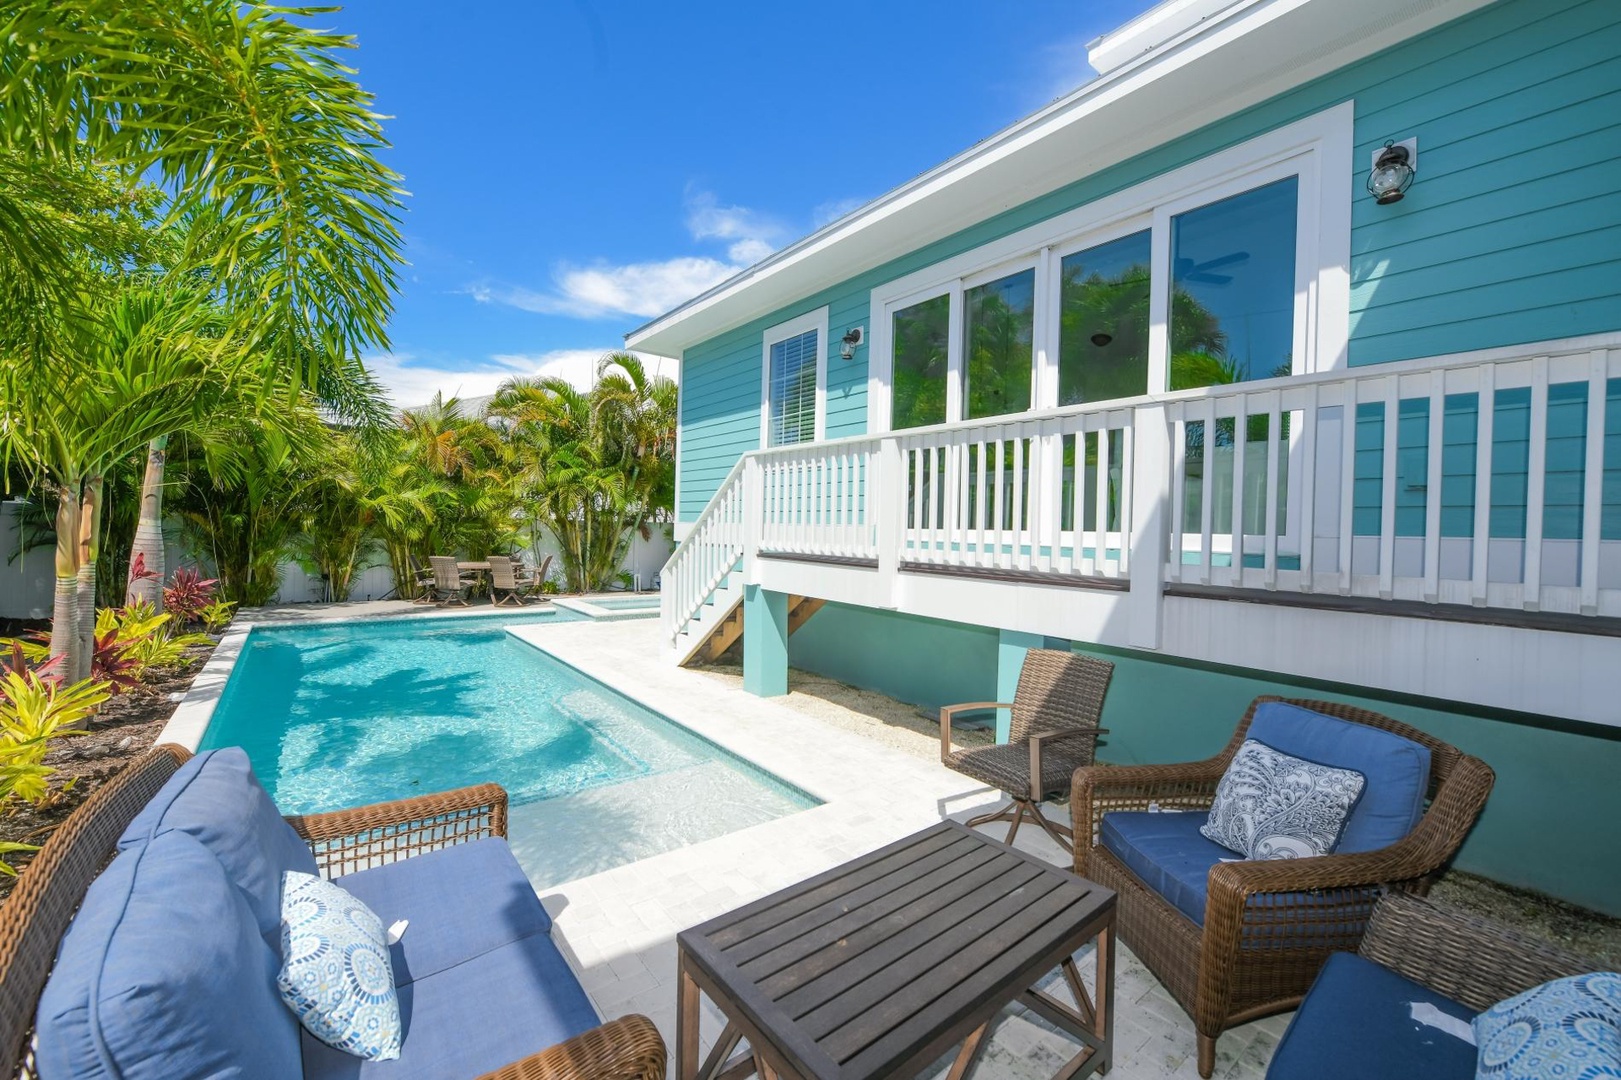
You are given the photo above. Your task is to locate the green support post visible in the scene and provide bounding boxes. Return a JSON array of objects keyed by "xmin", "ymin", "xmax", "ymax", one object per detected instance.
[{"xmin": 742, "ymin": 586, "xmax": 789, "ymax": 697}]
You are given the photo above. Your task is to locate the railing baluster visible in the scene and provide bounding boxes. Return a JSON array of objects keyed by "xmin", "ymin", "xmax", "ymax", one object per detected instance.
[
  {"xmin": 1012, "ymin": 430, "xmax": 1028, "ymax": 572},
  {"xmin": 1119, "ymin": 417, "xmax": 1134, "ymax": 577},
  {"xmin": 1076, "ymin": 428, "xmax": 1092, "ymax": 575},
  {"xmin": 1299, "ymin": 386, "xmax": 1317, "ymax": 591},
  {"xmin": 1095, "ymin": 420, "xmax": 1113, "ymax": 577},
  {"xmin": 1169, "ymin": 409, "xmax": 1186, "ymax": 583},
  {"xmin": 1471, "ymin": 367, "xmax": 1495, "ymax": 606},
  {"xmin": 1379, "ymin": 377, "xmax": 1399, "ymax": 600},
  {"xmin": 1263, "ymin": 390, "xmax": 1280, "ymax": 589},
  {"xmin": 1200, "ymin": 399, "xmax": 1216, "ymax": 585},
  {"xmin": 1339, "ymin": 388, "xmax": 1357, "ymax": 594},
  {"xmin": 1045, "ymin": 426, "xmax": 1063, "ymax": 575},
  {"xmin": 910, "ymin": 443, "xmax": 924, "ymax": 561},
  {"xmin": 1581, "ymin": 350, "xmax": 1608, "ymax": 615},
  {"xmin": 975, "ymin": 440, "xmax": 989, "ymax": 568},
  {"xmin": 1230, "ymin": 397, "xmax": 1247, "ymax": 586},
  {"xmin": 1423, "ymin": 371, "xmax": 1445, "ymax": 602},
  {"xmin": 1523, "ymin": 356, "xmax": 1549, "ymax": 610}
]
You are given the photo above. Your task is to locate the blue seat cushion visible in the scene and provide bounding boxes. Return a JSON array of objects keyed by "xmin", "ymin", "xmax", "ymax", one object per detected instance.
[
  {"xmin": 1101, "ymin": 810, "xmax": 1236, "ymax": 926},
  {"xmin": 118, "ymin": 747, "xmax": 317, "ymax": 939},
  {"xmin": 333, "ymin": 838, "xmax": 552, "ymax": 987},
  {"xmin": 1266, "ymin": 952, "xmax": 1478, "ymax": 1080},
  {"xmin": 300, "ymin": 931, "xmax": 601, "ymax": 1080},
  {"xmin": 1247, "ymin": 703, "xmax": 1432, "ymax": 853},
  {"xmin": 35, "ymin": 830, "xmax": 303, "ymax": 1080}
]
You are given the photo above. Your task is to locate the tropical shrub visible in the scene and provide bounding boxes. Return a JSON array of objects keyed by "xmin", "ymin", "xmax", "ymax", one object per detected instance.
[
  {"xmin": 162, "ymin": 567, "xmax": 219, "ymax": 628},
  {"xmin": 199, "ymin": 599, "xmax": 237, "ymax": 634},
  {"xmin": 0, "ymin": 666, "xmax": 105, "ymax": 810}
]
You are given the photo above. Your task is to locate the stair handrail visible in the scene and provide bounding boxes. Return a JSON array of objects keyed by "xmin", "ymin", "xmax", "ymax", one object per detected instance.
[{"xmin": 661, "ymin": 456, "xmax": 749, "ymax": 644}]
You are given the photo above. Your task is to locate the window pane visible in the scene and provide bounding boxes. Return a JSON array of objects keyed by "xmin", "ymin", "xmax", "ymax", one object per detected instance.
[
  {"xmin": 1058, "ymin": 231, "xmax": 1151, "ymax": 406},
  {"xmin": 1169, "ymin": 177, "xmax": 1298, "ymax": 391},
  {"xmin": 891, "ymin": 294, "xmax": 949, "ymax": 430},
  {"xmin": 767, "ymin": 329, "xmax": 817, "ymax": 446},
  {"xmin": 964, "ymin": 268, "xmax": 1034, "ymax": 420}
]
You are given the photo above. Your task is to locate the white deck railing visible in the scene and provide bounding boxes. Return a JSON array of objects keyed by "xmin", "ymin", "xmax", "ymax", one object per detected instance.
[{"xmin": 662, "ymin": 338, "xmax": 1621, "ymax": 647}]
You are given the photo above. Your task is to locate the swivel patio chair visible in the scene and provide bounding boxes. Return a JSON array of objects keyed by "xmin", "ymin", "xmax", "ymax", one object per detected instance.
[
  {"xmin": 428, "ymin": 555, "xmax": 475, "ymax": 606},
  {"xmin": 1070, "ymin": 695, "xmax": 1495, "ymax": 1077},
  {"xmin": 939, "ymin": 649, "xmax": 1112, "ymax": 853},
  {"xmin": 408, "ymin": 554, "xmax": 437, "ymax": 603},
  {"xmin": 487, "ymin": 555, "xmax": 530, "ymax": 607}
]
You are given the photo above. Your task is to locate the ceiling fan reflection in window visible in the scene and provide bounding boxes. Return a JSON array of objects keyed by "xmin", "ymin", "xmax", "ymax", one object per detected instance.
[{"xmin": 1174, "ymin": 250, "xmax": 1250, "ymax": 285}]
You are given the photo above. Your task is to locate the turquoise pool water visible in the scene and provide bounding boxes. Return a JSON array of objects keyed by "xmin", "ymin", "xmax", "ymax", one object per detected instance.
[{"xmin": 200, "ymin": 611, "xmax": 817, "ymax": 885}]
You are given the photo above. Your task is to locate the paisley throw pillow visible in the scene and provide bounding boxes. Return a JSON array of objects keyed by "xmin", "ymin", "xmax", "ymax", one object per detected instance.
[
  {"xmin": 1200, "ymin": 739, "xmax": 1365, "ymax": 859},
  {"xmin": 1474, "ymin": 972, "xmax": 1621, "ymax": 1079},
  {"xmin": 277, "ymin": 871, "xmax": 402, "ymax": 1060}
]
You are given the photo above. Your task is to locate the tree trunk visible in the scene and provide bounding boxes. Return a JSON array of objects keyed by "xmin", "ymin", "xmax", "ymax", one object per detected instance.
[
  {"xmin": 74, "ymin": 474, "xmax": 103, "ymax": 684},
  {"xmin": 49, "ymin": 482, "xmax": 82, "ymax": 674},
  {"xmin": 128, "ymin": 434, "xmax": 168, "ymax": 610}
]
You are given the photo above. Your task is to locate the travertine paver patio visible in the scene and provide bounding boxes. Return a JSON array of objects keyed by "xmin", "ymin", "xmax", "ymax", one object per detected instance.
[{"xmin": 504, "ymin": 616, "xmax": 1289, "ymax": 1079}]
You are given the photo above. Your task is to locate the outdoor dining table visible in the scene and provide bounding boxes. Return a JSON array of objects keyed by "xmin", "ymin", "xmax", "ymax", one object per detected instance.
[{"xmin": 675, "ymin": 820, "xmax": 1116, "ymax": 1080}]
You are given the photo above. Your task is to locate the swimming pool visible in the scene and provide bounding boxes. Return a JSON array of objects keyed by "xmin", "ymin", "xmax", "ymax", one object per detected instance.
[{"xmin": 200, "ymin": 610, "xmax": 817, "ymax": 887}]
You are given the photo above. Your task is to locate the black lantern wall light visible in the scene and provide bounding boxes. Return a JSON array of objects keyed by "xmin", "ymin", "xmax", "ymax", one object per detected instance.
[{"xmin": 1368, "ymin": 139, "xmax": 1417, "ymax": 204}]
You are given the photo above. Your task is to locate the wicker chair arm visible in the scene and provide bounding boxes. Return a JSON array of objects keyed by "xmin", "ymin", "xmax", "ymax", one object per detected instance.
[
  {"xmin": 284, "ymin": 783, "xmax": 508, "ymax": 878},
  {"xmin": 1357, "ymin": 892, "xmax": 1596, "ymax": 1012},
  {"xmin": 938, "ymin": 702, "xmax": 1014, "ymax": 757},
  {"xmin": 474, "ymin": 1014, "xmax": 667, "ymax": 1080}
]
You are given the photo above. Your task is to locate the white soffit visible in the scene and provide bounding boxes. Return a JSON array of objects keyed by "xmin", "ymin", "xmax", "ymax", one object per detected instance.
[{"xmin": 627, "ymin": 0, "xmax": 1494, "ymax": 358}]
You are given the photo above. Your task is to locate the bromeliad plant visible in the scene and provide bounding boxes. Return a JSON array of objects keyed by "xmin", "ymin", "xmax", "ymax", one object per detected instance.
[
  {"xmin": 197, "ymin": 599, "xmax": 237, "ymax": 635},
  {"xmin": 161, "ymin": 567, "xmax": 219, "ymax": 629}
]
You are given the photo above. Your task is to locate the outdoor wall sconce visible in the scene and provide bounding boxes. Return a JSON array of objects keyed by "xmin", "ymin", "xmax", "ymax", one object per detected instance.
[
  {"xmin": 841, "ymin": 326, "xmax": 864, "ymax": 360},
  {"xmin": 1368, "ymin": 139, "xmax": 1417, "ymax": 204}
]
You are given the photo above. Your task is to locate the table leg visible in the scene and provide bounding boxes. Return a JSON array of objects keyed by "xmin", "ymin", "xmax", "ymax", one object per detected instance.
[
  {"xmin": 1062, "ymin": 956, "xmax": 1096, "ymax": 1027},
  {"xmin": 945, "ymin": 1022, "xmax": 990, "ymax": 1080},
  {"xmin": 1095, "ymin": 922, "xmax": 1115, "ymax": 1076},
  {"xmin": 678, "ymin": 956, "xmax": 701, "ymax": 1080}
]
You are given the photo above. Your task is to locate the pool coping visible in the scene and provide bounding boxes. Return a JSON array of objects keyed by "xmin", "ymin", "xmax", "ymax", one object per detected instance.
[{"xmin": 552, "ymin": 596, "xmax": 660, "ymax": 620}]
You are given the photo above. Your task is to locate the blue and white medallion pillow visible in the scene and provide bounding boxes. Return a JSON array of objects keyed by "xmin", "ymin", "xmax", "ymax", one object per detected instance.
[
  {"xmin": 1200, "ymin": 739, "xmax": 1365, "ymax": 859},
  {"xmin": 1474, "ymin": 972, "xmax": 1621, "ymax": 1080},
  {"xmin": 277, "ymin": 871, "xmax": 402, "ymax": 1060}
]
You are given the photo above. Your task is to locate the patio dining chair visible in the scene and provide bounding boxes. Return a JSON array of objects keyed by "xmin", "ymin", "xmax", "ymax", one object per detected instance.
[
  {"xmin": 407, "ymin": 554, "xmax": 437, "ymax": 603},
  {"xmin": 428, "ymin": 555, "xmax": 475, "ymax": 606},
  {"xmin": 939, "ymin": 649, "xmax": 1113, "ymax": 853},
  {"xmin": 488, "ymin": 555, "xmax": 531, "ymax": 607}
]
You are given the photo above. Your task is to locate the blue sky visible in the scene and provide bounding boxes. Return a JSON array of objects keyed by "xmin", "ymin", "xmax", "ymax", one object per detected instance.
[{"xmin": 337, "ymin": 0, "xmax": 1157, "ymax": 404}]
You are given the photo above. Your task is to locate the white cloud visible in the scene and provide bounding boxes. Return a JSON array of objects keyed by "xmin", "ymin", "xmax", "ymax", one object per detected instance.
[
  {"xmin": 366, "ymin": 349, "xmax": 676, "ymax": 409},
  {"xmin": 468, "ymin": 189, "xmax": 791, "ymax": 323}
]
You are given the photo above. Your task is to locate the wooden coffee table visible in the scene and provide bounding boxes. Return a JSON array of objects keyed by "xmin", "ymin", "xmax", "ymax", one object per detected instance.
[{"xmin": 676, "ymin": 821, "xmax": 1115, "ymax": 1080}]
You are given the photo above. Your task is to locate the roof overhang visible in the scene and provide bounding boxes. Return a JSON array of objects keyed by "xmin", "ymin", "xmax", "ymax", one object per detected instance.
[{"xmin": 626, "ymin": 0, "xmax": 1494, "ymax": 359}]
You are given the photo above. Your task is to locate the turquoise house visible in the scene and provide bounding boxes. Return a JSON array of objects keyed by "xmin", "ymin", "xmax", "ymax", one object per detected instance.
[{"xmin": 630, "ymin": 0, "xmax": 1621, "ymax": 914}]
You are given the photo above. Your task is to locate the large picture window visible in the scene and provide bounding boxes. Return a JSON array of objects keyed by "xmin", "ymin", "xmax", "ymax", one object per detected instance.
[
  {"xmin": 1169, "ymin": 177, "xmax": 1298, "ymax": 391},
  {"xmin": 760, "ymin": 309, "xmax": 827, "ymax": 447},
  {"xmin": 963, "ymin": 268, "xmax": 1034, "ymax": 420},
  {"xmin": 1058, "ymin": 231, "xmax": 1151, "ymax": 406},
  {"xmin": 891, "ymin": 294, "xmax": 950, "ymax": 430}
]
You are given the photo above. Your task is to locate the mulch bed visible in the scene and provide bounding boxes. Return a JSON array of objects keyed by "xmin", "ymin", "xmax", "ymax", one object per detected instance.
[{"xmin": 0, "ymin": 641, "xmax": 216, "ymax": 904}]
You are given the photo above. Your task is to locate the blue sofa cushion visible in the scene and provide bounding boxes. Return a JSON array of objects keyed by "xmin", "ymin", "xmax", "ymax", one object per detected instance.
[
  {"xmin": 1246, "ymin": 703, "xmax": 1431, "ymax": 853},
  {"xmin": 118, "ymin": 747, "xmax": 317, "ymax": 939},
  {"xmin": 301, "ymin": 931, "xmax": 601, "ymax": 1080},
  {"xmin": 35, "ymin": 829, "xmax": 303, "ymax": 1080},
  {"xmin": 1101, "ymin": 810, "xmax": 1236, "ymax": 926},
  {"xmin": 1266, "ymin": 952, "xmax": 1479, "ymax": 1080},
  {"xmin": 333, "ymin": 837, "xmax": 552, "ymax": 987}
]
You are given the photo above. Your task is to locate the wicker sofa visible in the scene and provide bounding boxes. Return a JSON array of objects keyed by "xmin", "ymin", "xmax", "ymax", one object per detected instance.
[
  {"xmin": 1267, "ymin": 891, "xmax": 1598, "ymax": 1078},
  {"xmin": 1071, "ymin": 696, "xmax": 1495, "ymax": 1077},
  {"xmin": 0, "ymin": 745, "xmax": 666, "ymax": 1080}
]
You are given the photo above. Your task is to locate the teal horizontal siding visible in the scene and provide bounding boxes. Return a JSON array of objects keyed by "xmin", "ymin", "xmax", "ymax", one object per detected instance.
[{"xmin": 678, "ymin": 0, "xmax": 1621, "ymax": 519}]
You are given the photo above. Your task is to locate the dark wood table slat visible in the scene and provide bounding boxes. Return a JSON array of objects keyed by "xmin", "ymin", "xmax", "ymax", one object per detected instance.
[
  {"xmin": 775, "ymin": 860, "xmax": 1048, "ymax": 1022},
  {"xmin": 753, "ymin": 846, "xmax": 1020, "ymax": 998},
  {"xmin": 706, "ymin": 829, "xmax": 966, "ymax": 950},
  {"xmin": 676, "ymin": 821, "xmax": 1115, "ymax": 1080},
  {"xmin": 726, "ymin": 835, "xmax": 992, "ymax": 967},
  {"xmin": 812, "ymin": 880, "xmax": 1083, "ymax": 1058}
]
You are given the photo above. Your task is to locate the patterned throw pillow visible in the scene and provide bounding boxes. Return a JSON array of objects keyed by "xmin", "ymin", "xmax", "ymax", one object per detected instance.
[
  {"xmin": 277, "ymin": 871, "xmax": 402, "ymax": 1060},
  {"xmin": 1474, "ymin": 972, "xmax": 1621, "ymax": 1079},
  {"xmin": 1200, "ymin": 739, "xmax": 1365, "ymax": 859}
]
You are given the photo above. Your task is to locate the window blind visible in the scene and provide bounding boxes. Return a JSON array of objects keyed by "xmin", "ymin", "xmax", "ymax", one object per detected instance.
[{"xmin": 768, "ymin": 329, "xmax": 818, "ymax": 446}]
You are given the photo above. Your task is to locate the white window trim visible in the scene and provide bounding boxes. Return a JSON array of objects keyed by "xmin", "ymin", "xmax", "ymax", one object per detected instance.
[
  {"xmin": 867, "ymin": 102, "xmax": 1353, "ymax": 433},
  {"xmin": 760, "ymin": 306, "xmax": 829, "ymax": 448}
]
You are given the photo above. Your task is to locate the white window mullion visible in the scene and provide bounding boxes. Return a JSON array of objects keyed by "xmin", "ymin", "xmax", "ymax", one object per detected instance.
[
  {"xmin": 1147, "ymin": 205, "xmax": 1173, "ymax": 393},
  {"xmin": 945, "ymin": 282, "xmax": 965, "ymax": 424}
]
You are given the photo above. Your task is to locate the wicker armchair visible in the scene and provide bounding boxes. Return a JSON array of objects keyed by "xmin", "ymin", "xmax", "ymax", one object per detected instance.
[
  {"xmin": 941, "ymin": 649, "xmax": 1113, "ymax": 852},
  {"xmin": 0, "ymin": 746, "xmax": 667, "ymax": 1080},
  {"xmin": 1070, "ymin": 695, "xmax": 1495, "ymax": 1077}
]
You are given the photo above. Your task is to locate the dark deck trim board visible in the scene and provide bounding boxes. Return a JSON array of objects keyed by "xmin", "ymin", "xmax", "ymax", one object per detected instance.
[
  {"xmin": 756, "ymin": 551, "xmax": 881, "ymax": 570},
  {"xmin": 1164, "ymin": 582, "xmax": 1621, "ymax": 639},
  {"xmin": 899, "ymin": 561, "xmax": 1131, "ymax": 592}
]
